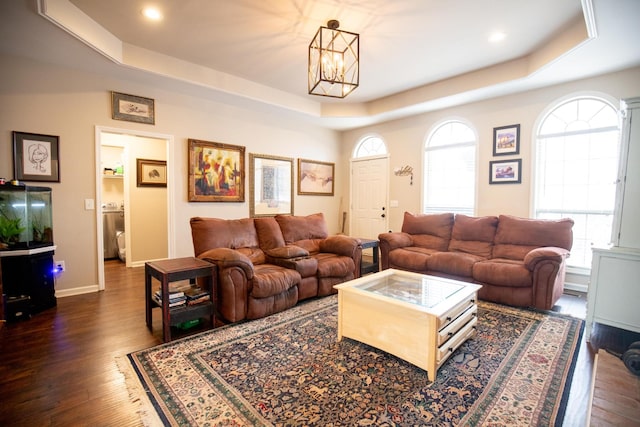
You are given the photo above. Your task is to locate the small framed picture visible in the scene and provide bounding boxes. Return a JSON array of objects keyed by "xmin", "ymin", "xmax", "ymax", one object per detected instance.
[
  {"xmin": 489, "ymin": 159, "xmax": 522, "ymax": 184},
  {"xmin": 493, "ymin": 124, "xmax": 520, "ymax": 156},
  {"xmin": 136, "ymin": 159, "xmax": 167, "ymax": 187},
  {"xmin": 188, "ymin": 139, "xmax": 245, "ymax": 202},
  {"xmin": 111, "ymin": 91, "xmax": 155, "ymax": 125},
  {"xmin": 12, "ymin": 131, "xmax": 60, "ymax": 182},
  {"xmin": 298, "ymin": 158, "xmax": 335, "ymax": 196}
]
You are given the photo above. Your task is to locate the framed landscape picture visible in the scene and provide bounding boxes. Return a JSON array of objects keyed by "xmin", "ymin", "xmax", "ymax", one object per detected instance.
[
  {"xmin": 298, "ymin": 158, "xmax": 335, "ymax": 196},
  {"xmin": 12, "ymin": 131, "xmax": 60, "ymax": 182},
  {"xmin": 489, "ymin": 159, "xmax": 522, "ymax": 184},
  {"xmin": 188, "ymin": 139, "xmax": 245, "ymax": 202},
  {"xmin": 493, "ymin": 124, "xmax": 520, "ymax": 156},
  {"xmin": 249, "ymin": 153, "xmax": 293, "ymax": 217}
]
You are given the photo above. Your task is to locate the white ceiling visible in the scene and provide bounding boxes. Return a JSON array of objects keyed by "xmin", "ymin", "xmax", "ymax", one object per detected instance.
[{"xmin": 2, "ymin": 0, "xmax": 640, "ymax": 129}]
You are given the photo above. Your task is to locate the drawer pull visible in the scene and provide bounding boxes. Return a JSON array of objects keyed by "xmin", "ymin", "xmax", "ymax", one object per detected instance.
[
  {"xmin": 448, "ymin": 332, "xmax": 453, "ymax": 337},
  {"xmin": 448, "ymin": 347, "xmax": 454, "ymax": 353},
  {"xmin": 446, "ymin": 316, "xmax": 452, "ymax": 321}
]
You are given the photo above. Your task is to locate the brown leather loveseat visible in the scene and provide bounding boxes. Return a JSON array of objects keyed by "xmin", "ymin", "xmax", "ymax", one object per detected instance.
[
  {"xmin": 378, "ymin": 212, "xmax": 574, "ymax": 310},
  {"xmin": 190, "ymin": 213, "xmax": 361, "ymax": 324}
]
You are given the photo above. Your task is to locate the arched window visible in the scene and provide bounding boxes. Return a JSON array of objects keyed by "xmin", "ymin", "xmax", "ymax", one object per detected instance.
[
  {"xmin": 424, "ymin": 120, "xmax": 477, "ymax": 215},
  {"xmin": 534, "ymin": 96, "xmax": 620, "ymax": 269},
  {"xmin": 354, "ymin": 135, "xmax": 387, "ymax": 158}
]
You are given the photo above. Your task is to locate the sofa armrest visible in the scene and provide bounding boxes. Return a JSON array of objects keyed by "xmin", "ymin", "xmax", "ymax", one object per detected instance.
[
  {"xmin": 270, "ymin": 256, "xmax": 318, "ymax": 277},
  {"xmin": 523, "ymin": 247, "xmax": 570, "ymax": 271},
  {"xmin": 319, "ymin": 235, "xmax": 361, "ymax": 258},
  {"xmin": 378, "ymin": 232, "xmax": 413, "ymax": 249},
  {"xmin": 198, "ymin": 247, "xmax": 255, "ymax": 280}
]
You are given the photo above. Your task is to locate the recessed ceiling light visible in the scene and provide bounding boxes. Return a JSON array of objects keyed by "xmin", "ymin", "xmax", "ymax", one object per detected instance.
[
  {"xmin": 489, "ymin": 31, "xmax": 506, "ymax": 43},
  {"xmin": 142, "ymin": 7, "xmax": 162, "ymax": 21}
]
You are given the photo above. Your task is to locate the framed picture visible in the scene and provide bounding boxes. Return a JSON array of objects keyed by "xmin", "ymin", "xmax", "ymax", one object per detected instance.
[
  {"xmin": 111, "ymin": 91, "xmax": 155, "ymax": 125},
  {"xmin": 298, "ymin": 159, "xmax": 335, "ymax": 196},
  {"xmin": 489, "ymin": 159, "xmax": 522, "ymax": 184},
  {"xmin": 12, "ymin": 131, "xmax": 60, "ymax": 182},
  {"xmin": 249, "ymin": 154, "xmax": 294, "ymax": 217},
  {"xmin": 493, "ymin": 124, "xmax": 520, "ymax": 156},
  {"xmin": 136, "ymin": 158, "xmax": 167, "ymax": 187},
  {"xmin": 188, "ymin": 139, "xmax": 245, "ymax": 202}
]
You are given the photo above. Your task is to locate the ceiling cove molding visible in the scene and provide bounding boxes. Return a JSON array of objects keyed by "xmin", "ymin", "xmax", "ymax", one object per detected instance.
[
  {"xmin": 36, "ymin": 0, "xmax": 321, "ymax": 117},
  {"xmin": 36, "ymin": 0, "xmax": 595, "ymax": 128}
]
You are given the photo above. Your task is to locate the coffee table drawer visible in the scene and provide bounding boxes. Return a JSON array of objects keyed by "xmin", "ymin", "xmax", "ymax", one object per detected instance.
[
  {"xmin": 437, "ymin": 293, "xmax": 477, "ymax": 329},
  {"xmin": 437, "ymin": 304, "xmax": 477, "ymax": 346},
  {"xmin": 437, "ymin": 315, "xmax": 478, "ymax": 365}
]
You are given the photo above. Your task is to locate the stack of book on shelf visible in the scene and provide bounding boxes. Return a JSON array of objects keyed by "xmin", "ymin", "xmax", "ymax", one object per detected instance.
[{"xmin": 153, "ymin": 281, "xmax": 211, "ymax": 309}]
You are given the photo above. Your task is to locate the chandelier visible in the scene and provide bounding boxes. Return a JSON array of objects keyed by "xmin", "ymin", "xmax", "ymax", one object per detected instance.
[{"xmin": 308, "ymin": 20, "xmax": 359, "ymax": 98}]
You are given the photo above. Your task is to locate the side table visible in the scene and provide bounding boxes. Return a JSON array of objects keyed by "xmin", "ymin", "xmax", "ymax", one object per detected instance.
[
  {"xmin": 359, "ymin": 238, "xmax": 380, "ymax": 275},
  {"xmin": 145, "ymin": 257, "xmax": 216, "ymax": 342}
]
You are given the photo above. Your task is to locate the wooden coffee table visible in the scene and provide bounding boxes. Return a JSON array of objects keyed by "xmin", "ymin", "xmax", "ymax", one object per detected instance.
[{"xmin": 334, "ymin": 268, "xmax": 481, "ymax": 381}]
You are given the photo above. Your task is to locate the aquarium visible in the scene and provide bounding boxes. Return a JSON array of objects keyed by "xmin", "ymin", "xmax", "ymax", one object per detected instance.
[{"xmin": 0, "ymin": 184, "xmax": 53, "ymax": 249}]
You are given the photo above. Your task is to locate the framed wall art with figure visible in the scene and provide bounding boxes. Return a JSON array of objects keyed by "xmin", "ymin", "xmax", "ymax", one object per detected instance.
[{"xmin": 188, "ymin": 139, "xmax": 245, "ymax": 202}]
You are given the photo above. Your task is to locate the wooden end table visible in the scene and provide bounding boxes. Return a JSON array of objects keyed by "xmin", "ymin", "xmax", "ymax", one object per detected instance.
[
  {"xmin": 145, "ymin": 257, "xmax": 216, "ymax": 342},
  {"xmin": 359, "ymin": 238, "xmax": 379, "ymax": 275}
]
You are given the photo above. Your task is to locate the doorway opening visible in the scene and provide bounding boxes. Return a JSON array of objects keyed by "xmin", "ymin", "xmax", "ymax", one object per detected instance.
[{"xmin": 95, "ymin": 126, "xmax": 175, "ymax": 291}]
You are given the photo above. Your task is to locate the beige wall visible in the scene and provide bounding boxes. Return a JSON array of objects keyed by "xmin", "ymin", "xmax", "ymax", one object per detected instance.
[
  {"xmin": 341, "ymin": 66, "xmax": 640, "ymax": 233},
  {"xmin": 0, "ymin": 54, "xmax": 342, "ymax": 295}
]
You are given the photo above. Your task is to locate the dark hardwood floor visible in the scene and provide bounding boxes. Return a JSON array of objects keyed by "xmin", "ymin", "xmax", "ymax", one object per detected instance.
[{"xmin": 0, "ymin": 260, "xmax": 638, "ymax": 426}]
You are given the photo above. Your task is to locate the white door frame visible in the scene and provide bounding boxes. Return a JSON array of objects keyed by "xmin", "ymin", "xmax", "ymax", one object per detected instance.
[{"xmin": 94, "ymin": 125, "xmax": 175, "ymax": 290}]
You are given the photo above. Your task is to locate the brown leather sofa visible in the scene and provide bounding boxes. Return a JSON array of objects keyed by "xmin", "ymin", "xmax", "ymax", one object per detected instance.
[
  {"xmin": 378, "ymin": 212, "xmax": 574, "ymax": 310},
  {"xmin": 190, "ymin": 213, "xmax": 361, "ymax": 324}
]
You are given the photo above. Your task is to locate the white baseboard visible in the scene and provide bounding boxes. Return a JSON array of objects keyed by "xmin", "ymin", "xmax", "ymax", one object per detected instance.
[
  {"xmin": 564, "ymin": 281, "xmax": 588, "ymax": 294},
  {"xmin": 55, "ymin": 284, "xmax": 100, "ymax": 298}
]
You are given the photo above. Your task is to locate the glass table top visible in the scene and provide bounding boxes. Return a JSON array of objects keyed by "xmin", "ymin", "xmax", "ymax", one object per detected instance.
[{"xmin": 355, "ymin": 273, "xmax": 465, "ymax": 308}]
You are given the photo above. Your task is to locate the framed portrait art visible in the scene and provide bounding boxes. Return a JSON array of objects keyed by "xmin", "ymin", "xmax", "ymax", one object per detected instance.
[
  {"xmin": 12, "ymin": 131, "xmax": 60, "ymax": 182},
  {"xmin": 493, "ymin": 124, "xmax": 520, "ymax": 156},
  {"xmin": 298, "ymin": 159, "xmax": 335, "ymax": 196},
  {"xmin": 136, "ymin": 158, "xmax": 167, "ymax": 187},
  {"xmin": 111, "ymin": 91, "xmax": 155, "ymax": 125},
  {"xmin": 249, "ymin": 154, "xmax": 294, "ymax": 217},
  {"xmin": 489, "ymin": 159, "xmax": 522, "ymax": 184},
  {"xmin": 188, "ymin": 139, "xmax": 245, "ymax": 202}
]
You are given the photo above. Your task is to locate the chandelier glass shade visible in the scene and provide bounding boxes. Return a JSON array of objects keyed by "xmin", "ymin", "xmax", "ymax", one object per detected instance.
[{"xmin": 308, "ymin": 20, "xmax": 359, "ymax": 98}]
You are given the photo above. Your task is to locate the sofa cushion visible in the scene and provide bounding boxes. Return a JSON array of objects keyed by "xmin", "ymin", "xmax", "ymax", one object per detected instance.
[
  {"xmin": 251, "ymin": 264, "xmax": 300, "ymax": 298},
  {"xmin": 428, "ymin": 251, "xmax": 485, "ymax": 278},
  {"xmin": 190, "ymin": 217, "xmax": 259, "ymax": 256},
  {"xmin": 400, "ymin": 212, "xmax": 453, "ymax": 251},
  {"xmin": 473, "ymin": 259, "xmax": 532, "ymax": 287},
  {"xmin": 388, "ymin": 247, "xmax": 435, "ymax": 272},
  {"xmin": 254, "ymin": 217, "xmax": 286, "ymax": 250},
  {"xmin": 276, "ymin": 213, "xmax": 328, "ymax": 253},
  {"xmin": 448, "ymin": 214, "xmax": 498, "ymax": 258},
  {"xmin": 314, "ymin": 253, "xmax": 354, "ymax": 278},
  {"xmin": 493, "ymin": 215, "xmax": 574, "ymax": 260}
]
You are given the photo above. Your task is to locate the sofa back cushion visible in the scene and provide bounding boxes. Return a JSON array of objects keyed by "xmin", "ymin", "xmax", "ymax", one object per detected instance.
[
  {"xmin": 254, "ymin": 217, "xmax": 286, "ymax": 250},
  {"xmin": 448, "ymin": 214, "xmax": 498, "ymax": 258},
  {"xmin": 190, "ymin": 217, "xmax": 265, "ymax": 264},
  {"xmin": 493, "ymin": 215, "xmax": 574, "ymax": 260},
  {"xmin": 275, "ymin": 213, "xmax": 328, "ymax": 254},
  {"xmin": 401, "ymin": 212, "xmax": 453, "ymax": 251}
]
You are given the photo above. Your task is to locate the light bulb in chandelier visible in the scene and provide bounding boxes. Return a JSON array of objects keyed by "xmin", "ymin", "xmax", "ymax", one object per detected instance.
[{"xmin": 321, "ymin": 52, "xmax": 345, "ymax": 82}]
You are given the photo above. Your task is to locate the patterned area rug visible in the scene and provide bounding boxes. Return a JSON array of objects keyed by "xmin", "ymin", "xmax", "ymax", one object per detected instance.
[{"xmin": 126, "ymin": 295, "xmax": 583, "ymax": 426}]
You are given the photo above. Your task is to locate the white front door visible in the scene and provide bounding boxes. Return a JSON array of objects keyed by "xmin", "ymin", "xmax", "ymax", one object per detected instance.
[{"xmin": 350, "ymin": 156, "xmax": 389, "ymax": 239}]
